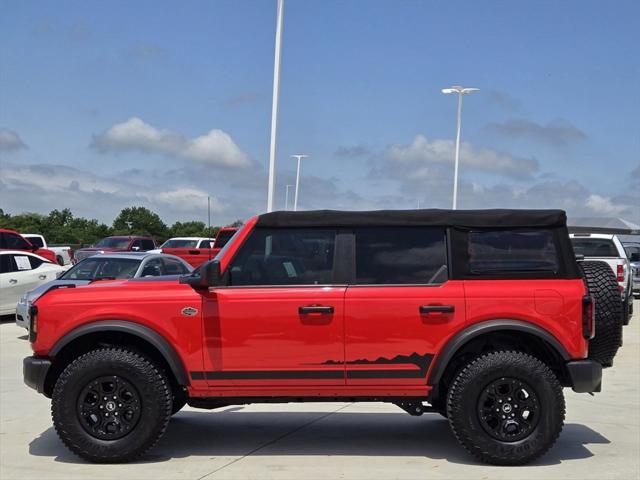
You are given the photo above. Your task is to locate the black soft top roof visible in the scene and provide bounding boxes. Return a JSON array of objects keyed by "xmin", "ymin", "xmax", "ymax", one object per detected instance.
[{"xmin": 256, "ymin": 209, "xmax": 567, "ymax": 229}]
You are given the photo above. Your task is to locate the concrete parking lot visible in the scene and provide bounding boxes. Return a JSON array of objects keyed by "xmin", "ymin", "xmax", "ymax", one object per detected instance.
[{"xmin": 1, "ymin": 310, "xmax": 638, "ymax": 480}]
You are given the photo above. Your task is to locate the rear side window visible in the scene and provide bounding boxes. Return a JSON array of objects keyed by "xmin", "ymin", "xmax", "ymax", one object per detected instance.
[
  {"xmin": 229, "ymin": 228, "xmax": 336, "ymax": 286},
  {"xmin": 215, "ymin": 230, "xmax": 236, "ymax": 248},
  {"xmin": 141, "ymin": 239, "xmax": 155, "ymax": 251},
  {"xmin": 354, "ymin": 227, "xmax": 447, "ymax": 284},
  {"xmin": 467, "ymin": 230, "xmax": 559, "ymax": 275},
  {"xmin": 571, "ymin": 238, "xmax": 618, "ymax": 257},
  {"xmin": 162, "ymin": 258, "xmax": 190, "ymax": 275}
]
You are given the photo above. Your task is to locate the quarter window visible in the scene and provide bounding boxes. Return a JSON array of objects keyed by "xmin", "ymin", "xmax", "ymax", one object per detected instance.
[
  {"xmin": 229, "ymin": 228, "xmax": 336, "ymax": 286},
  {"xmin": 467, "ymin": 230, "xmax": 559, "ymax": 274},
  {"xmin": 354, "ymin": 227, "xmax": 447, "ymax": 284}
]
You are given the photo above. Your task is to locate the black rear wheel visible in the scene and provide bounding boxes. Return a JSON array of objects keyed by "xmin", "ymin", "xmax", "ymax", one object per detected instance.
[
  {"xmin": 447, "ymin": 351, "xmax": 564, "ymax": 465},
  {"xmin": 52, "ymin": 348, "xmax": 172, "ymax": 463}
]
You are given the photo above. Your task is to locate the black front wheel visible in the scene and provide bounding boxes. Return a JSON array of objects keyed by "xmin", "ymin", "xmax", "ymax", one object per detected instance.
[
  {"xmin": 446, "ymin": 351, "xmax": 565, "ymax": 465},
  {"xmin": 52, "ymin": 348, "xmax": 172, "ymax": 463}
]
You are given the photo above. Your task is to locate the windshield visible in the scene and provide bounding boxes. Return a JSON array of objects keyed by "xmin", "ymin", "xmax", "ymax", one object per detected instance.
[
  {"xmin": 25, "ymin": 236, "xmax": 44, "ymax": 248},
  {"xmin": 215, "ymin": 230, "xmax": 237, "ymax": 248},
  {"xmin": 571, "ymin": 238, "xmax": 618, "ymax": 257},
  {"xmin": 61, "ymin": 257, "xmax": 141, "ymax": 280},
  {"xmin": 94, "ymin": 237, "xmax": 131, "ymax": 249},
  {"xmin": 161, "ymin": 239, "xmax": 199, "ymax": 248}
]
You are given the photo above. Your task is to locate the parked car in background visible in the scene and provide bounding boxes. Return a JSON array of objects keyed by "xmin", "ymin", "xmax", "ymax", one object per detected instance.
[
  {"xmin": 570, "ymin": 233, "xmax": 633, "ymax": 323},
  {"xmin": 0, "ymin": 251, "xmax": 64, "ymax": 316},
  {"xmin": 160, "ymin": 229, "xmax": 238, "ymax": 268},
  {"xmin": 22, "ymin": 234, "xmax": 72, "ymax": 266},
  {"xmin": 15, "ymin": 252, "xmax": 192, "ymax": 329},
  {"xmin": 73, "ymin": 236, "xmax": 156, "ymax": 263},
  {"xmin": 148, "ymin": 237, "xmax": 214, "ymax": 254},
  {"xmin": 622, "ymin": 242, "xmax": 640, "ymax": 297},
  {"xmin": 0, "ymin": 228, "xmax": 57, "ymax": 264}
]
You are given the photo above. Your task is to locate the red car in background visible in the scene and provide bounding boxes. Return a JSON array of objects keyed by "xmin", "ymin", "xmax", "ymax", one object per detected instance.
[
  {"xmin": 0, "ymin": 229, "xmax": 57, "ymax": 264},
  {"xmin": 161, "ymin": 227, "xmax": 238, "ymax": 268},
  {"xmin": 73, "ymin": 236, "xmax": 156, "ymax": 263}
]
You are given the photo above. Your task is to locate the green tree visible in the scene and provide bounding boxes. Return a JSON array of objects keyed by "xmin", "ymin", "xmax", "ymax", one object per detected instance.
[{"xmin": 112, "ymin": 206, "xmax": 168, "ymax": 242}]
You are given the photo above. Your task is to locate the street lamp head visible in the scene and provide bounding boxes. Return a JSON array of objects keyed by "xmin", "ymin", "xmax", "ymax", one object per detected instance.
[
  {"xmin": 442, "ymin": 86, "xmax": 479, "ymax": 95},
  {"xmin": 290, "ymin": 154, "xmax": 309, "ymax": 160}
]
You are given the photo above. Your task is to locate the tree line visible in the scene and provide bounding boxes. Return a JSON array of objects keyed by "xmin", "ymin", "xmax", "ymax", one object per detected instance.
[{"xmin": 0, "ymin": 207, "xmax": 243, "ymax": 246}]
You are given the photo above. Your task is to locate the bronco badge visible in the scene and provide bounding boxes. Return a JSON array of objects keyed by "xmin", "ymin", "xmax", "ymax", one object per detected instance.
[{"xmin": 181, "ymin": 307, "xmax": 198, "ymax": 317}]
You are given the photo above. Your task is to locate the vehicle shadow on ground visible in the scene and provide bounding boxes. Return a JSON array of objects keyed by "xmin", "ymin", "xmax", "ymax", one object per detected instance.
[{"xmin": 28, "ymin": 409, "xmax": 610, "ymax": 466}]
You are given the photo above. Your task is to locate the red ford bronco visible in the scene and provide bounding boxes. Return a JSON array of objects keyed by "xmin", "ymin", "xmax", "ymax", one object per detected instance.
[{"xmin": 23, "ymin": 209, "xmax": 622, "ymax": 465}]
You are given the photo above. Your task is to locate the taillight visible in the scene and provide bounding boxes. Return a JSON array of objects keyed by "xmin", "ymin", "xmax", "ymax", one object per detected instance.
[
  {"xmin": 582, "ymin": 295, "xmax": 595, "ymax": 339},
  {"xmin": 617, "ymin": 264, "xmax": 624, "ymax": 283}
]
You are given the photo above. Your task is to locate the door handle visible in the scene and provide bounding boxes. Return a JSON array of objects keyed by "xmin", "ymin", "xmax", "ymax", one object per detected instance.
[
  {"xmin": 299, "ymin": 305, "xmax": 334, "ymax": 314},
  {"xmin": 9, "ymin": 279, "xmax": 18, "ymax": 284},
  {"xmin": 39, "ymin": 275, "xmax": 47, "ymax": 280},
  {"xmin": 419, "ymin": 305, "xmax": 455, "ymax": 314}
]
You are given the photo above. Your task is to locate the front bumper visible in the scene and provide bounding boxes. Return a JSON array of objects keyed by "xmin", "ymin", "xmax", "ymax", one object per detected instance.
[
  {"xmin": 15, "ymin": 301, "xmax": 29, "ymax": 330},
  {"xmin": 566, "ymin": 359, "xmax": 602, "ymax": 393},
  {"xmin": 23, "ymin": 356, "xmax": 51, "ymax": 395}
]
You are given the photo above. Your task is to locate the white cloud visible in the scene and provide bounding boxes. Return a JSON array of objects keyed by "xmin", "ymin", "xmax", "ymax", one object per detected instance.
[
  {"xmin": 0, "ymin": 129, "xmax": 27, "ymax": 152},
  {"xmin": 586, "ymin": 194, "xmax": 627, "ymax": 215},
  {"xmin": 91, "ymin": 117, "xmax": 251, "ymax": 168},
  {"xmin": 386, "ymin": 134, "xmax": 538, "ymax": 179}
]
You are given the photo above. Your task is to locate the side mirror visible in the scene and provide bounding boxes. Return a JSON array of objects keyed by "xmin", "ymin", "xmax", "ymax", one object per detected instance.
[
  {"xmin": 630, "ymin": 253, "xmax": 640, "ymax": 262},
  {"xmin": 131, "ymin": 246, "xmax": 141, "ymax": 251},
  {"xmin": 180, "ymin": 260, "xmax": 222, "ymax": 289}
]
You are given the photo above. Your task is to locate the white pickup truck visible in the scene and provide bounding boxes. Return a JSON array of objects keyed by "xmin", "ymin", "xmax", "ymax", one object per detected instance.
[
  {"xmin": 570, "ymin": 233, "xmax": 633, "ymax": 325},
  {"xmin": 22, "ymin": 234, "xmax": 72, "ymax": 266}
]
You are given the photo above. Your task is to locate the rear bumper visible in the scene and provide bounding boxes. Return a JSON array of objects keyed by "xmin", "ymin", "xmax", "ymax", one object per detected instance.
[
  {"xmin": 566, "ymin": 359, "xmax": 602, "ymax": 393},
  {"xmin": 23, "ymin": 356, "xmax": 51, "ymax": 395}
]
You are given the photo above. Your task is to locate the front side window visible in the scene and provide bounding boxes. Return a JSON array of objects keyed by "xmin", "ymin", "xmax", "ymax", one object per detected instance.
[
  {"xmin": 354, "ymin": 227, "xmax": 447, "ymax": 284},
  {"xmin": 467, "ymin": 230, "xmax": 559, "ymax": 275},
  {"xmin": 228, "ymin": 228, "xmax": 336, "ymax": 286},
  {"xmin": 215, "ymin": 230, "xmax": 236, "ymax": 248}
]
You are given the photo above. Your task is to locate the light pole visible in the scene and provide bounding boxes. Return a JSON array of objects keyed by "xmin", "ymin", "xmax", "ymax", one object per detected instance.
[
  {"xmin": 291, "ymin": 154, "xmax": 309, "ymax": 211},
  {"xmin": 441, "ymin": 86, "xmax": 479, "ymax": 209},
  {"xmin": 266, "ymin": 0, "xmax": 285, "ymax": 212},
  {"xmin": 284, "ymin": 184, "xmax": 294, "ymax": 210}
]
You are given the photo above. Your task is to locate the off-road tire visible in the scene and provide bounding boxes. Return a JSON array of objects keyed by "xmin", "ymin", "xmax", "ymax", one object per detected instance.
[
  {"xmin": 447, "ymin": 351, "xmax": 565, "ymax": 465},
  {"xmin": 579, "ymin": 261, "xmax": 623, "ymax": 366},
  {"xmin": 52, "ymin": 348, "xmax": 172, "ymax": 463}
]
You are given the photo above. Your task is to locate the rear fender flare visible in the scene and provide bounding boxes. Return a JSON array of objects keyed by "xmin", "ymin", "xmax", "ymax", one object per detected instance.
[{"xmin": 427, "ymin": 319, "xmax": 570, "ymax": 386}]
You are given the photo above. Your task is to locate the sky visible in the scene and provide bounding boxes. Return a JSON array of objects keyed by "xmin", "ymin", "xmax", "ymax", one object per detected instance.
[{"xmin": 1, "ymin": 0, "xmax": 639, "ymax": 226}]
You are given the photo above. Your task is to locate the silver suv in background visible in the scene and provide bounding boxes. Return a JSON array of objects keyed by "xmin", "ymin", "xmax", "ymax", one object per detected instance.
[
  {"xmin": 622, "ymin": 242, "xmax": 640, "ymax": 298},
  {"xmin": 570, "ymin": 233, "xmax": 633, "ymax": 324}
]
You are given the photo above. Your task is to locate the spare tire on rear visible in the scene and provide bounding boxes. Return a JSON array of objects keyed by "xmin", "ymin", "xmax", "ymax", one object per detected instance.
[{"xmin": 579, "ymin": 261, "xmax": 623, "ymax": 368}]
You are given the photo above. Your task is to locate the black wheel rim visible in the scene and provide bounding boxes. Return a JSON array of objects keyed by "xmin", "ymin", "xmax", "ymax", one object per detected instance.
[
  {"xmin": 76, "ymin": 375, "xmax": 142, "ymax": 440},
  {"xmin": 477, "ymin": 377, "xmax": 540, "ymax": 442}
]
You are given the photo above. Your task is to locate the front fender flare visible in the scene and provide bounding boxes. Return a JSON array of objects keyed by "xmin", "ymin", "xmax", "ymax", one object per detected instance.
[
  {"xmin": 427, "ymin": 319, "xmax": 570, "ymax": 387},
  {"xmin": 49, "ymin": 320, "xmax": 190, "ymax": 386}
]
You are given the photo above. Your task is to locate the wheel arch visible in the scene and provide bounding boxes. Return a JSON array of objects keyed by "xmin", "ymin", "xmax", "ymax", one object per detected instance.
[
  {"xmin": 427, "ymin": 319, "xmax": 570, "ymax": 403},
  {"xmin": 44, "ymin": 320, "xmax": 189, "ymax": 397}
]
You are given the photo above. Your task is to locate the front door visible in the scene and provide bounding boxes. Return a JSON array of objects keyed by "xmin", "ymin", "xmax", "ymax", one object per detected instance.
[
  {"xmin": 201, "ymin": 227, "xmax": 346, "ymax": 387},
  {"xmin": 344, "ymin": 227, "xmax": 466, "ymax": 386}
]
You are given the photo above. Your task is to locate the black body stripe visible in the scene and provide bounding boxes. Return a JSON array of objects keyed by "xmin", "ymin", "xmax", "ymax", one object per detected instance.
[{"xmin": 190, "ymin": 360, "xmax": 433, "ymax": 381}]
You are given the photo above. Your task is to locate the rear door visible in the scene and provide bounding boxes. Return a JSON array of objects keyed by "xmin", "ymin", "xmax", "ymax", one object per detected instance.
[
  {"xmin": 200, "ymin": 227, "xmax": 346, "ymax": 386},
  {"xmin": 344, "ymin": 227, "xmax": 465, "ymax": 385}
]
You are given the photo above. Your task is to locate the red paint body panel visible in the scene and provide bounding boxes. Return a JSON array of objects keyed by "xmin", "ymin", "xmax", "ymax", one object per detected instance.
[{"xmin": 200, "ymin": 286, "xmax": 346, "ymax": 385}]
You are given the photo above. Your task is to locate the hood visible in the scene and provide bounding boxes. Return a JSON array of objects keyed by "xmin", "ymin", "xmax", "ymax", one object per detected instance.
[{"xmin": 26, "ymin": 279, "xmax": 91, "ymax": 303}]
